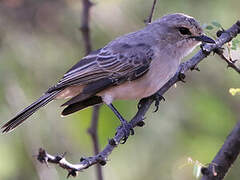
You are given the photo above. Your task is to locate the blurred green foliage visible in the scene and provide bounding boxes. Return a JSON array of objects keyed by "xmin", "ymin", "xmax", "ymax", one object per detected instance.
[{"xmin": 0, "ymin": 0, "xmax": 239, "ymax": 180}]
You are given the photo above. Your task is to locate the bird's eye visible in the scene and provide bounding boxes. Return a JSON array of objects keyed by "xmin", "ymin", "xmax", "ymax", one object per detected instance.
[{"xmin": 178, "ymin": 27, "xmax": 192, "ymax": 35}]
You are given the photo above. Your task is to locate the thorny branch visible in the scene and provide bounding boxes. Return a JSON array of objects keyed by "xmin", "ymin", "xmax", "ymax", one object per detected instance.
[
  {"xmin": 37, "ymin": 20, "xmax": 240, "ymax": 178},
  {"xmin": 79, "ymin": 1, "xmax": 103, "ymax": 180}
]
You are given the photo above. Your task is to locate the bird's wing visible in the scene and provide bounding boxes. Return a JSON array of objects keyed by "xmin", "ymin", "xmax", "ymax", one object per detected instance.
[{"xmin": 47, "ymin": 43, "xmax": 154, "ymax": 92}]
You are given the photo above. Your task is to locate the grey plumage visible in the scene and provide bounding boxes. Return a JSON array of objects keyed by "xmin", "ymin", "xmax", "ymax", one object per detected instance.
[
  {"xmin": 2, "ymin": 34, "xmax": 154, "ymax": 133},
  {"xmin": 2, "ymin": 13, "xmax": 214, "ymax": 133},
  {"xmin": 49, "ymin": 43, "xmax": 153, "ymax": 91}
]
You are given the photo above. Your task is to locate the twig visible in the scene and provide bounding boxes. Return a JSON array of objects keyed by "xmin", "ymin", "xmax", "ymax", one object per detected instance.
[
  {"xmin": 201, "ymin": 120, "xmax": 240, "ymax": 180},
  {"xmin": 79, "ymin": 0, "xmax": 103, "ymax": 180},
  {"xmin": 145, "ymin": 0, "xmax": 157, "ymax": 24},
  {"xmin": 88, "ymin": 105, "xmax": 103, "ymax": 180},
  {"xmin": 215, "ymin": 49, "xmax": 240, "ymax": 73},
  {"xmin": 37, "ymin": 21, "xmax": 240, "ymax": 177},
  {"xmin": 80, "ymin": 0, "xmax": 93, "ymax": 54}
]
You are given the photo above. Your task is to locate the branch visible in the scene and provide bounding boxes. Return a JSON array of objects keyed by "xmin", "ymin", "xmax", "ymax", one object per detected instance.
[
  {"xmin": 37, "ymin": 21, "xmax": 240, "ymax": 177},
  {"xmin": 145, "ymin": 0, "xmax": 157, "ymax": 24},
  {"xmin": 80, "ymin": 0, "xmax": 103, "ymax": 180},
  {"xmin": 215, "ymin": 48, "xmax": 240, "ymax": 73},
  {"xmin": 80, "ymin": 0, "xmax": 93, "ymax": 55},
  {"xmin": 88, "ymin": 104, "xmax": 103, "ymax": 180},
  {"xmin": 201, "ymin": 120, "xmax": 240, "ymax": 180}
]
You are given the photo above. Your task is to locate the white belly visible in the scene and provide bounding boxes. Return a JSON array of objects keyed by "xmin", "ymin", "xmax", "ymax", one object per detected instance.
[{"xmin": 98, "ymin": 57, "xmax": 180, "ymax": 104}]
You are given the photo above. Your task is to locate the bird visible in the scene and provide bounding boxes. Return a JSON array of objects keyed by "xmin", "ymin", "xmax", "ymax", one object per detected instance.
[{"xmin": 1, "ymin": 13, "xmax": 215, "ymax": 140}]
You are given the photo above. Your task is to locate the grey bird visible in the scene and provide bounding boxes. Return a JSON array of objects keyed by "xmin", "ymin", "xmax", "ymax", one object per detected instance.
[{"xmin": 2, "ymin": 13, "xmax": 215, "ymax": 138}]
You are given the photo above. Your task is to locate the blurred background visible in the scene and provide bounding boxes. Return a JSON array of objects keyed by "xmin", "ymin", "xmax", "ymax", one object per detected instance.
[{"xmin": 0, "ymin": 0, "xmax": 240, "ymax": 179}]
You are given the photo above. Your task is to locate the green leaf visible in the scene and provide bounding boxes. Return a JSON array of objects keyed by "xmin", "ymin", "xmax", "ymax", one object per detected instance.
[
  {"xmin": 205, "ymin": 25, "xmax": 214, "ymax": 30},
  {"xmin": 211, "ymin": 21, "xmax": 222, "ymax": 28}
]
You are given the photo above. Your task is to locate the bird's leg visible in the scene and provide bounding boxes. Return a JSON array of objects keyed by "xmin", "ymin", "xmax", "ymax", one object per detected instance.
[{"xmin": 107, "ymin": 104, "xmax": 134, "ymax": 144}]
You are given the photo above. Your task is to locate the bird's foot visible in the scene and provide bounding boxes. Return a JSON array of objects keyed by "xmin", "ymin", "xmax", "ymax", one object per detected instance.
[
  {"xmin": 117, "ymin": 121, "xmax": 134, "ymax": 144},
  {"xmin": 151, "ymin": 92, "xmax": 165, "ymax": 112}
]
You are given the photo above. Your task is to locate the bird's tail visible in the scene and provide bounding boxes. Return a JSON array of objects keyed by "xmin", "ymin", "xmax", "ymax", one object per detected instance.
[{"xmin": 1, "ymin": 90, "xmax": 61, "ymax": 133}]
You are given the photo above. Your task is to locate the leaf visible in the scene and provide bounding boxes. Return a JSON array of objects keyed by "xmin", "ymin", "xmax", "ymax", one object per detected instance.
[
  {"xmin": 211, "ymin": 21, "xmax": 222, "ymax": 28},
  {"xmin": 205, "ymin": 25, "xmax": 214, "ymax": 30}
]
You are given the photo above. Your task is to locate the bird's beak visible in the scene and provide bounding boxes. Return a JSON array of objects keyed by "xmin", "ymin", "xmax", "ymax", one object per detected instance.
[{"xmin": 190, "ymin": 34, "xmax": 215, "ymax": 43}]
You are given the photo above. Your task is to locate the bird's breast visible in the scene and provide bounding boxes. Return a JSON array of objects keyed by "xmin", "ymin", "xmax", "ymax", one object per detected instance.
[{"xmin": 98, "ymin": 55, "xmax": 180, "ymax": 103}]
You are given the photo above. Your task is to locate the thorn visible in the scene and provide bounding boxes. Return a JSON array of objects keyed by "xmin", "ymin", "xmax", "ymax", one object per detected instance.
[
  {"xmin": 130, "ymin": 128, "xmax": 135, "ymax": 135},
  {"xmin": 80, "ymin": 157, "xmax": 86, "ymax": 162},
  {"xmin": 55, "ymin": 155, "xmax": 63, "ymax": 162},
  {"xmin": 99, "ymin": 160, "xmax": 107, "ymax": 166},
  {"xmin": 136, "ymin": 121, "xmax": 145, "ymax": 127},
  {"xmin": 67, "ymin": 170, "xmax": 77, "ymax": 178},
  {"xmin": 109, "ymin": 138, "xmax": 117, "ymax": 146},
  {"xmin": 216, "ymin": 28, "xmax": 225, "ymax": 37},
  {"xmin": 96, "ymin": 155, "xmax": 107, "ymax": 166},
  {"xmin": 230, "ymin": 59, "xmax": 238, "ymax": 64},
  {"xmin": 178, "ymin": 73, "xmax": 186, "ymax": 83},
  {"xmin": 37, "ymin": 148, "xmax": 48, "ymax": 165},
  {"xmin": 190, "ymin": 66, "xmax": 200, "ymax": 71},
  {"xmin": 120, "ymin": 137, "xmax": 127, "ymax": 144},
  {"xmin": 138, "ymin": 98, "xmax": 147, "ymax": 109}
]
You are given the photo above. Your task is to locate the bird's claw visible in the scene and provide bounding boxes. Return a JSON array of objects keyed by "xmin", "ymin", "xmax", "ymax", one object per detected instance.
[
  {"xmin": 151, "ymin": 93, "xmax": 165, "ymax": 112},
  {"xmin": 117, "ymin": 121, "xmax": 134, "ymax": 144}
]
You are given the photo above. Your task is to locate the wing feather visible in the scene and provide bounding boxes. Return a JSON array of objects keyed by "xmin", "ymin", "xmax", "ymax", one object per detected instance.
[{"xmin": 47, "ymin": 43, "xmax": 154, "ymax": 93}]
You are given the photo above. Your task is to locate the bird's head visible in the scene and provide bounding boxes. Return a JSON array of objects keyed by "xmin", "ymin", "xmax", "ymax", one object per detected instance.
[{"xmin": 150, "ymin": 13, "xmax": 215, "ymax": 58}]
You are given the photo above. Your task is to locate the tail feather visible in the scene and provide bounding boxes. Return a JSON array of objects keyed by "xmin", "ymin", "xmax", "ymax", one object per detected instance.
[
  {"xmin": 61, "ymin": 96, "xmax": 102, "ymax": 116},
  {"xmin": 1, "ymin": 91, "xmax": 61, "ymax": 133}
]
